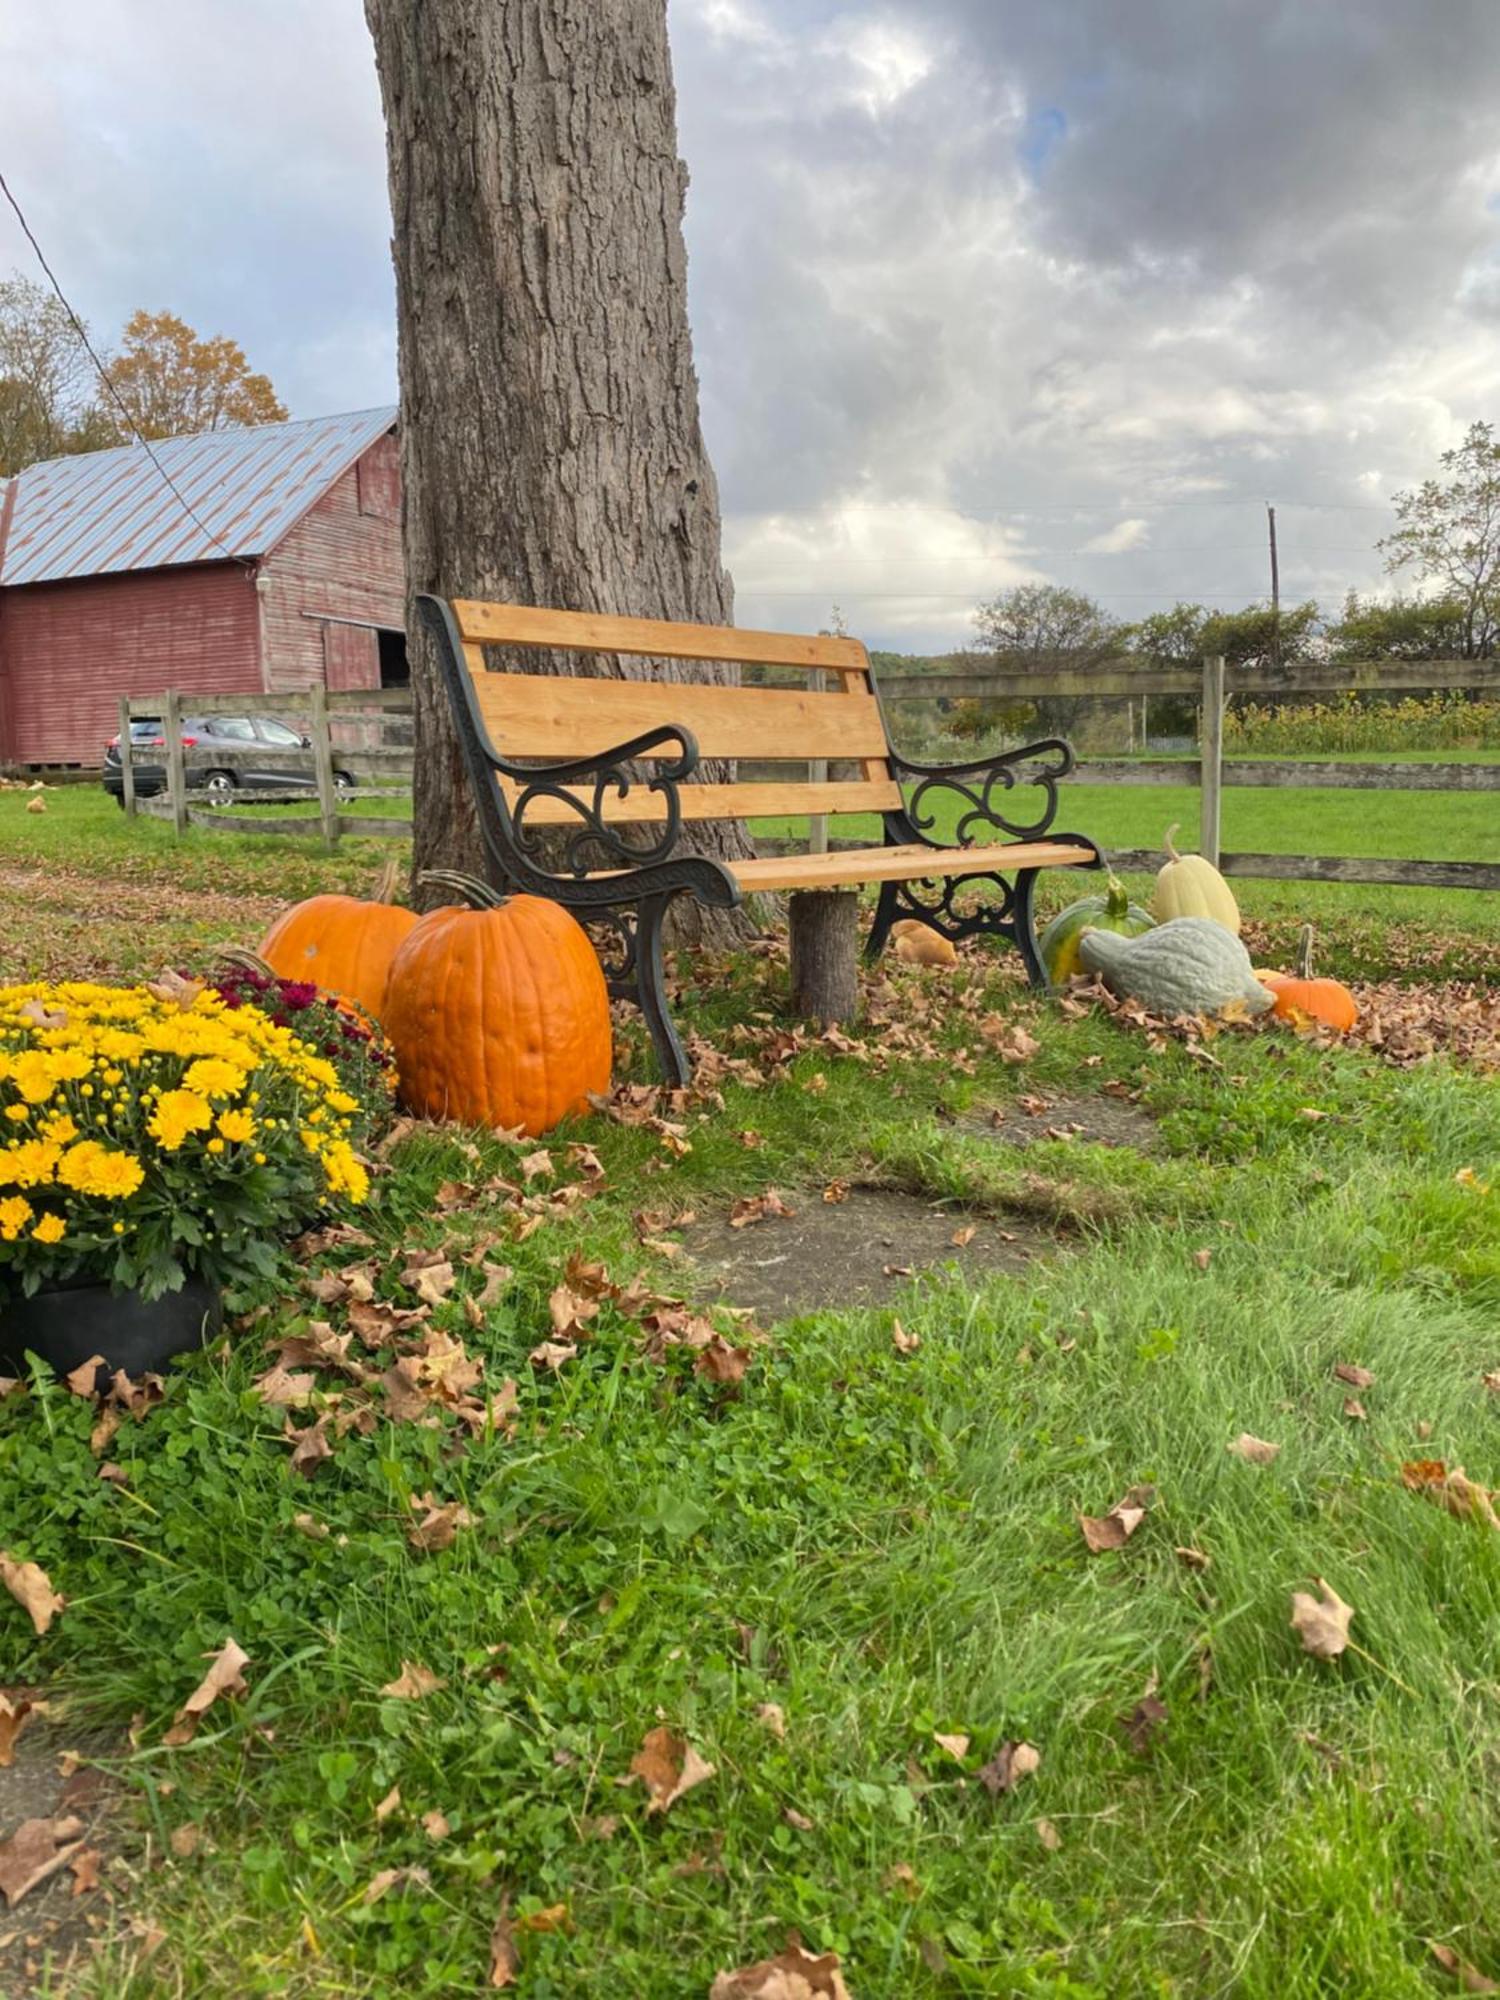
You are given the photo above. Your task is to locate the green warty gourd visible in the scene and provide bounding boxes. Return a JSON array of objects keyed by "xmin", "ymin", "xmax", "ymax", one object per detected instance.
[{"xmin": 1077, "ymin": 917, "xmax": 1274, "ymax": 1018}]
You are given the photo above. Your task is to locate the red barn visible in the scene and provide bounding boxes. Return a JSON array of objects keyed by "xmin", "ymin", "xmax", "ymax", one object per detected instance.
[{"xmin": 0, "ymin": 407, "xmax": 404, "ymax": 769}]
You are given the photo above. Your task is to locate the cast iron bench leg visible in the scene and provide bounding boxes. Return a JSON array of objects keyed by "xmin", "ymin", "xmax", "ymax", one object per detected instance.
[{"xmin": 634, "ymin": 893, "xmax": 692, "ymax": 1088}]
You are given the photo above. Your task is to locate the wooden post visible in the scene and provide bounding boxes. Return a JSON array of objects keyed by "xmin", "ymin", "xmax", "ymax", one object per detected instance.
[
  {"xmin": 310, "ymin": 682, "xmax": 339, "ymax": 849},
  {"xmin": 163, "ymin": 689, "xmax": 187, "ymax": 838},
  {"xmin": 1200, "ymin": 653, "xmax": 1225, "ymax": 867},
  {"xmin": 118, "ymin": 697, "xmax": 136, "ymax": 818},
  {"xmin": 788, "ymin": 890, "xmax": 859, "ymax": 1025},
  {"xmin": 807, "ymin": 667, "xmax": 828, "ymax": 855}
]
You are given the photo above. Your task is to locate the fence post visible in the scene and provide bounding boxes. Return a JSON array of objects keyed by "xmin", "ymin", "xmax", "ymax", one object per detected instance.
[
  {"xmin": 1200, "ymin": 654, "xmax": 1225, "ymax": 867},
  {"xmin": 163, "ymin": 689, "xmax": 187, "ymax": 838},
  {"xmin": 310, "ymin": 682, "xmax": 339, "ymax": 849},
  {"xmin": 118, "ymin": 697, "xmax": 137, "ymax": 818},
  {"xmin": 807, "ymin": 667, "xmax": 829, "ymax": 855}
]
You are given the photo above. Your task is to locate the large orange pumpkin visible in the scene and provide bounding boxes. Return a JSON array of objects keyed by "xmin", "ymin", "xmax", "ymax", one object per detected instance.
[
  {"xmin": 1258, "ymin": 925, "xmax": 1358, "ymax": 1034},
  {"xmin": 382, "ymin": 873, "xmax": 611, "ymax": 1136},
  {"xmin": 260, "ymin": 859, "xmax": 418, "ymax": 1021}
]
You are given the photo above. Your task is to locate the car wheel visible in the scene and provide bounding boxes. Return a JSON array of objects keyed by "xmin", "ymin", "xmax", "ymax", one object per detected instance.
[
  {"xmin": 202, "ymin": 769, "xmax": 237, "ymax": 806},
  {"xmin": 333, "ymin": 771, "xmax": 356, "ymax": 800}
]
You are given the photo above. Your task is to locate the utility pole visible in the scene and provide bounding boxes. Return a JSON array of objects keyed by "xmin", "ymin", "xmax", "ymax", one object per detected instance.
[{"xmin": 1267, "ymin": 503, "xmax": 1281, "ymax": 670}]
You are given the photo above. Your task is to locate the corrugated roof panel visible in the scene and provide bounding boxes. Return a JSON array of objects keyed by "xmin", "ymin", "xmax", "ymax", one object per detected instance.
[{"xmin": 0, "ymin": 406, "xmax": 398, "ymax": 587}]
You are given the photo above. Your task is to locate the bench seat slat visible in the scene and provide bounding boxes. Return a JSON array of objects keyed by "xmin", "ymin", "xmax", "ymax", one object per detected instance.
[
  {"xmin": 472, "ymin": 670, "xmax": 890, "ymax": 764},
  {"xmin": 498, "ymin": 777, "xmax": 902, "ymax": 824},
  {"xmin": 588, "ymin": 840, "xmax": 1096, "ymax": 892},
  {"xmin": 455, "ymin": 598, "xmax": 870, "ymax": 674}
]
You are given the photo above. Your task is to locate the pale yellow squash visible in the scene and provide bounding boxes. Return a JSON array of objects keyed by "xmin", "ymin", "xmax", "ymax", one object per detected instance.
[{"xmin": 1152, "ymin": 824, "xmax": 1240, "ymax": 935}]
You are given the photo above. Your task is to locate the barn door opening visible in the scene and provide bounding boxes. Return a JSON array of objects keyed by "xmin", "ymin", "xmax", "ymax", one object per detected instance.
[{"xmin": 377, "ymin": 628, "xmax": 409, "ymax": 688}]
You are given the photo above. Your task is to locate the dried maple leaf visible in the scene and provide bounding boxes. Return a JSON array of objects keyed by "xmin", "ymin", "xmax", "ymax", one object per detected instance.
[
  {"xmin": 628, "ymin": 1725, "xmax": 716, "ymax": 1815},
  {"xmin": 163, "ymin": 1638, "xmax": 250, "ymax": 1745},
  {"xmin": 1227, "ymin": 1433, "xmax": 1280, "ymax": 1465},
  {"xmin": 1122, "ymin": 1694, "xmax": 1167, "ymax": 1756},
  {"xmin": 0, "ymin": 1691, "xmax": 39, "ymax": 1767},
  {"xmin": 421, "ymin": 1809, "xmax": 450, "ymax": 1841},
  {"xmin": 933, "ymin": 1731, "xmax": 970, "ymax": 1761},
  {"xmin": 1430, "ymin": 1941, "xmax": 1500, "ymax": 1993},
  {"xmin": 978, "ymin": 1739, "xmax": 1041, "ymax": 1797},
  {"xmin": 514, "ymin": 1903, "xmax": 571, "ymax": 1934},
  {"xmin": 407, "ymin": 1497, "xmax": 474, "ymax": 1554},
  {"xmin": 489, "ymin": 1894, "xmax": 520, "ymax": 1987},
  {"xmin": 1343, "ymin": 1398, "xmax": 1368, "ymax": 1422},
  {"xmin": 63, "ymin": 1354, "xmax": 107, "ymax": 1397},
  {"xmin": 1290, "ymin": 1579, "xmax": 1355, "ymax": 1660},
  {"xmin": 695, "ymin": 1337, "xmax": 752, "ymax": 1386},
  {"xmin": 381, "ymin": 1661, "xmax": 445, "ymax": 1700},
  {"xmin": 1401, "ymin": 1460, "xmax": 1500, "ymax": 1530},
  {"xmin": 0, "ymin": 1554, "xmax": 64, "ymax": 1636},
  {"xmin": 147, "ymin": 970, "xmax": 203, "ymax": 1011},
  {"xmin": 710, "ymin": 1941, "xmax": 852, "ymax": 1999},
  {"xmin": 529, "ymin": 1340, "xmax": 577, "ymax": 1372},
  {"xmin": 284, "ymin": 1415, "xmax": 333, "ymax": 1478},
  {"xmin": 755, "ymin": 1702, "xmax": 786, "ymax": 1740},
  {"xmin": 0, "ymin": 1814, "xmax": 85, "ymax": 1907},
  {"xmin": 253, "ymin": 1365, "xmax": 319, "ymax": 1408},
  {"xmin": 729, "ymin": 1191, "xmax": 796, "ymax": 1229},
  {"xmin": 1077, "ymin": 1483, "xmax": 1153, "ymax": 1554},
  {"xmin": 69, "ymin": 1846, "xmax": 102, "ymax": 1894},
  {"xmin": 1333, "ymin": 1362, "xmax": 1375, "ymax": 1390},
  {"xmin": 518, "ymin": 1149, "xmax": 553, "ymax": 1182},
  {"xmin": 822, "ymin": 1179, "xmax": 849, "ymax": 1204},
  {"xmin": 363, "ymin": 1864, "xmax": 431, "ymax": 1905},
  {"xmin": 783, "ymin": 1806, "xmax": 814, "ymax": 1831},
  {"xmin": 950, "ymin": 1224, "xmax": 977, "ymax": 1248}
]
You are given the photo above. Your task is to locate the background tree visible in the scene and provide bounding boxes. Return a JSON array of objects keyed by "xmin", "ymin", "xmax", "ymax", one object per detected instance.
[
  {"xmin": 363, "ymin": 0, "xmax": 756, "ymax": 932},
  {"xmin": 94, "ymin": 310, "xmax": 287, "ymax": 442},
  {"xmin": 0, "ymin": 273, "xmax": 103, "ymax": 474},
  {"xmin": 1327, "ymin": 590, "xmax": 1468, "ymax": 662},
  {"xmin": 1379, "ymin": 419, "xmax": 1500, "ymax": 657},
  {"xmin": 959, "ymin": 582, "xmax": 1119, "ymax": 739}
]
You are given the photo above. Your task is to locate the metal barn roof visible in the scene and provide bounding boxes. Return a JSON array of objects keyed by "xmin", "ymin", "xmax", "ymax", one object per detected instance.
[{"xmin": 0, "ymin": 406, "xmax": 398, "ymax": 588}]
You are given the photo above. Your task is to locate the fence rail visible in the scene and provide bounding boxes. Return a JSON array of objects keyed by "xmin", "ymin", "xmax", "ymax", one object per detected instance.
[{"xmin": 120, "ymin": 656, "xmax": 1498, "ymax": 890}]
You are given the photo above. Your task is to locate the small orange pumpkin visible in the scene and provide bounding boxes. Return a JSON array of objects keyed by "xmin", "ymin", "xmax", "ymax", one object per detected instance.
[
  {"xmin": 383, "ymin": 872, "xmax": 611, "ymax": 1136},
  {"xmin": 1259, "ymin": 926, "xmax": 1358, "ymax": 1034},
  {"xmin": 260, "ymin": 856, "xmax": 418, "ymax": 1021}
]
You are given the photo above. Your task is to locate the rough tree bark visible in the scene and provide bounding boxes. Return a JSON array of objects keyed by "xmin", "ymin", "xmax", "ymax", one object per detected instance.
[{"xmin": 364, "ymin": 0, "xmax": 757, "ymax": 943}]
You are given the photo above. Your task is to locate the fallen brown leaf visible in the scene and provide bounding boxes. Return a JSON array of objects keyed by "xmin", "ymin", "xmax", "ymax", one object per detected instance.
[
  {"xmin": 1034, "ymin": 1817, "xmax": 1062, "ymax": 1851},
  {"xmin": 1227, "ymin": 1433, "xmax": 1281, "ymax": 1465},
  {"xmin": 421, "ymin": 1809, "xmax": 450, "ymax": 1842},
  {"xmin": 0, "ymin": 1554, "xmax": 64, "ymax": 1636},
  {"xmin": 380, "ymin": 1661, "xmax": 446, "ymax": 1700},
  {"xmin": 0, "ymin": 1691, "xmax": 39, "ymax": 1768},
  {"xmin": 890, "ymin": 1320, "xmax": 921, "ymax": 1355},
  {"xmin": 978, "ymin": 1739, "xmax": 1041, "ymax": 1797},
  {"xmin": 1122, "ymin": 1694, "xmax": 1168, "ymax": 1756},
  {"xmin": 68, "ymin": 1846, "xmax": 101, "ymax": 1894},
  {"xmin": 489, "ymin": 1894, "xmax": 520, "ymax": 1987},
  {"xmin": 1430, "ymin": 1941, "xmax": 1500, "ymax": 1993},
  {"xmin": 628, "ymin": 1725, "xmax": 716, "ymax": 1815},
  {"xmin": 168, "ymin": 1823, "xmax": 202, "ymax": 1858},
  {"xmin": 407, "ymin": 1497, "xmax": 475, "ymax": 1554},
  {"xmin": 710, "ymin": 1941, "xmax": 851, "ymax": 1999},
  {"xmin": 1174, "ymin": 1545, "xmax": 1211, "ymax": 1571},
  {"xmin": 729, "ymin": 1191, "xmax": 796, "ymax": 1229},
  {"xmin": 1401, "ymin": 1460, "xmax": 1500, "ymax": 1530},
  {"xmin": 528, "ymin": 1340, "xmax": 577, "ymax": 1372},
  {"xmin": 1290, "ymin": 1579, "xmax": 1355, "ymax": 1661},
  {"xmin": 374, "ymin": 1785, "xmax": 401, "ymax": 1823},
  {"xmin": 0, "ymin": 1815, "xmax": 85, "ymax": 1908},
  {"xmin": 363, "ymin": 1865, "xmax": 431, "ymax": 1906},
  {"xmin": 163, "ymin": 1637, "xmax": 250, "ymax": 1745},
  {"xmin": 754, "ymin": 1702, "xmax": 786, "ymax": 1740},
  {"xmin": 1078, "ymin": 1483, "xmax": 1153, "ymax": 1554},
  {"xmin": 1333, "ymin": 1362, "xmax": 1375, "ymax": 1390},
  {"xmin": 1343, "ymin": 1397, "xmax": 1368, "ymax": 1422},
  {"xmin": 932, "ymin": 1731, "xmax": 970, "ymax": 1761}
]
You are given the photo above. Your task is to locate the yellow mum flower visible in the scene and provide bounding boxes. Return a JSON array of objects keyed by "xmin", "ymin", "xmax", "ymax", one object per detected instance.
[
  {"xmin": 3, "ymin": 1105, "xmax": 29, "ymax": 1124},
  {"xmin": 58, "ymin": 1141, "xmax": 145, "ymax": 1201},
  {"xmin": 0, "ymin": 1195, "xmax": 34, "ymax": 1240},
  {"xmin": 183, "ymin": 1057, "xmax": 248, "ymax": 1100},
  {"xmin": 216, "ymin": 1109, "xmax": 255, "ymax": 1144},
  {"xmin": 31, "ymin": 1213, "xmax": 66, "ymax": 1245},
  {"xmin": 0, "ymin": 1139, "xmax": 62, "ymax": 1189},
  {"xmin": 10, "ymin": 1052, "xmax": 55, "ymax": 1104},
  {"xmin": 148, "ymin": 1090, "xmax": 213, "ymax": 1151},
  {"xmin": 41, "ymin": 1112, "xmax": 79, "ymax": 1145},
  {"xmin": 321, "ymin": 1142, "xmax": 370, "ymax": 1204},
  {"xmin": 45, "ymin": 1048, "xmax": 92, "ymax": 1083}
]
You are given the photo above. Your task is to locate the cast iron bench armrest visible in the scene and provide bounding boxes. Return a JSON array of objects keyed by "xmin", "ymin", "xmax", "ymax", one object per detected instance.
[
  {"xmin": 888, "ymin": 737, "xmax": 1075, "ymax": 847},
  {"xmin": 505, "ymin": 724, "xmax": 701, "ymax": 878}
]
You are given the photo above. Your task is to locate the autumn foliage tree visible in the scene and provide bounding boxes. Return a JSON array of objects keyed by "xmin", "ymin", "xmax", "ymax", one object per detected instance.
[{"xmin": 95, "ymin": 310, "xmax": 287, "ymax": 443}]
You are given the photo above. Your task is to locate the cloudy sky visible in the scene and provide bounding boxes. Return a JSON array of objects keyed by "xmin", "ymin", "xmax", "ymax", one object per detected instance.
[{"xmin": 4, "ymin": 0, "xmax": 1500, "ymax": 651}]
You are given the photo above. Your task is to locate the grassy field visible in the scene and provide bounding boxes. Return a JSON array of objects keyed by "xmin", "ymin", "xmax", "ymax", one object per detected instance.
[{"xmin": 1, "ymin": 782, "xmax": 1498, "ymax": 1996}]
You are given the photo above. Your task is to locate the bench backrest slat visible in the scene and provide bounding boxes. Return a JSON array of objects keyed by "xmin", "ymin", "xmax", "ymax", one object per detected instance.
[
  {"xmin": 451, "ymin": 598, "xmax": 901, "ymax": 829},
  {"xmin": 454, "ymin": 598, "xmax": 869, "ymax": 675}
]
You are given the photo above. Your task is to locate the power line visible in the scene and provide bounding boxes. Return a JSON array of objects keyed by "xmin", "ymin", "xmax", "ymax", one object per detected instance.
[{"xmin": 0, "ymin": 166, "xmax": 255, "ymax": 572}]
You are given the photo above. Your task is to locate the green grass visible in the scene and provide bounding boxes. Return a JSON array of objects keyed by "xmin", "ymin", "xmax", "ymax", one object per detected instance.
[{"xmin": 2, "ymin": 862, "xmax": 1499, "ymax": 1993}]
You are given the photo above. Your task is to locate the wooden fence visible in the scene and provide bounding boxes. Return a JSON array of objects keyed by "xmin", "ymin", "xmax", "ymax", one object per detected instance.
[
  {"xmin": 871, "ymin": 654, "xmax": 1500, "ymax": 892},
  {"xmin": 119, "ymin": 689, "xmax": 414, "ymax": 847},
  {"xmin": 122, "ymin": 655, "xmax": 1500, "ymax": 890}
]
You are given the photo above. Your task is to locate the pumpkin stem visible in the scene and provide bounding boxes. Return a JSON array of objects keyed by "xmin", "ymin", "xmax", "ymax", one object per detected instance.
[
  {"xmin": 1163, "ymin": 823, "xmax": 1182, "ymax": 863},
  {"xmin": 418, "ymin": 868, "xmax": 506, "ymax": 911},
  {"xmin": 1295, "ymin": 924, "xmax": 1316, "ymax": 980},
  {"xmin": 1103, "ymin": 873, "xmax": 1129, "ymax": 918},
  {"xmin": 217, "ymin": 947, "xmax": 278, "ymax": 981},
  {"xmin": 372, "ymin": 852, "xmax": 406, "ymax": 907}
]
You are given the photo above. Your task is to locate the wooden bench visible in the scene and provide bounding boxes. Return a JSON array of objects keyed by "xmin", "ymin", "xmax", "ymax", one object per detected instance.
[{"xmin": 418, "ymin": 595, "xmax": 1102, "ymax": 1082}]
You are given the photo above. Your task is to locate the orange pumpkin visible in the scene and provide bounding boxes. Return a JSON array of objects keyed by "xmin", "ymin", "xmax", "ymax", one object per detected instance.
[
  {"xmin": 1259, "ymin": 925, "xmax": 1358, "ymax": 1034},
  {"xmin": 382, "ymin": 873, "xmax": 611, "ymax": 1136},
  {"xmin": 260, "ymin": 858, "xmax": 418, "ymax": 1021}
]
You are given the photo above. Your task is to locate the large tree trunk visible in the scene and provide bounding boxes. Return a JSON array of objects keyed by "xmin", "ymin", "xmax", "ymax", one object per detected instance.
[{"xmin": 364, "ymin": 0, "xmax": 758, "ymax": 945}]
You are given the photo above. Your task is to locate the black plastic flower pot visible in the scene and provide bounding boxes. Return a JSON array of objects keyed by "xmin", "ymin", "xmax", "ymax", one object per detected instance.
[{"xmin": 0, "ymin": 1276, "xmax": 223, "ymax": 1386}]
